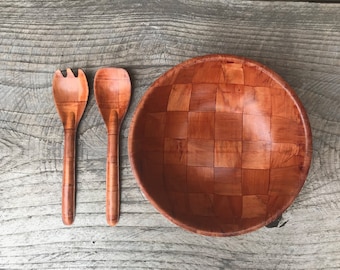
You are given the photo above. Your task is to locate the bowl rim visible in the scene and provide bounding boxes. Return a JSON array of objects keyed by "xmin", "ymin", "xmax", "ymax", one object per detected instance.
[{"xmin": 128, "ymin": 54, "xmax": 313, "ymax": 237}]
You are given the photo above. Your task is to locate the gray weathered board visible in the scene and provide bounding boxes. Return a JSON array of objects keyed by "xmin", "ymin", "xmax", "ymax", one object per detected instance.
[{"xmin": 1, "ymin": 0, "xmax": 339, "ymax": 269}]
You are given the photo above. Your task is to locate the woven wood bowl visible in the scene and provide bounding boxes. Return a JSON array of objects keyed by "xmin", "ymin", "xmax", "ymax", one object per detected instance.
[{"xmin": 128, "ymin": 54, "xmax": 312, "ymax": 236}]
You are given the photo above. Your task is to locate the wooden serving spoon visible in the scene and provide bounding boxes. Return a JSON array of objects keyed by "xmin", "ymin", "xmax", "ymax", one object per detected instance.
[
  {"xmin": 94, "ymin": 68, "xmax": 131, "ymax": 226},
  {"xmin": 52, "ymin": 68, "xmax": 89, "ymax": 225}
]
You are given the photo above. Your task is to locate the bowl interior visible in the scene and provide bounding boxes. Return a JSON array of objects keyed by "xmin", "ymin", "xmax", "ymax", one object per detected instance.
[{"xmin": 129, "ymin": 55, "xmax": 312, "ymax": 236}]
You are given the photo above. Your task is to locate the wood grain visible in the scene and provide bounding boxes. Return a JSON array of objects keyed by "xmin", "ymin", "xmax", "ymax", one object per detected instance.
[{"xmin": 0, "ymin": 0, "xmax": 340, "ymax": 269}]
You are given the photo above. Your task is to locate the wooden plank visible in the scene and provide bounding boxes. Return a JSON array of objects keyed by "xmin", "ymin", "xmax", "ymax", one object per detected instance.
[{"xmin": 0, "ymin": 0, "xmax": 339, "ymax": 269}]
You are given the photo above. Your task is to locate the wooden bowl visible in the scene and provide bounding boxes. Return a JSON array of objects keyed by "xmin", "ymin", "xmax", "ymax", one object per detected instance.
[{"xmin": 128, "ymin": 54, "xmax": 312, "ymax": 236}]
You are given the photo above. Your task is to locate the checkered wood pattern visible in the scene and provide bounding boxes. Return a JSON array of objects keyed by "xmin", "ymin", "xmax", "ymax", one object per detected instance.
[{"xmin": 129, "ymin": 55, "xmax": 312, "ymax": 236}]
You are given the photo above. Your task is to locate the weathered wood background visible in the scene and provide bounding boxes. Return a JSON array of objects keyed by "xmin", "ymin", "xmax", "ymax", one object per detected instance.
[{"xmin": 1, "ymin": 0, "xmax": 339, "ymax": 269}]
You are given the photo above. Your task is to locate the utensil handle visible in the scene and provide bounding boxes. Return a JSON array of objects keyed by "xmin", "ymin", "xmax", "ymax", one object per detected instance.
[
  {"xmin": 62, "ymin": 128, "xmax": 76, "ymax": 225},
  {"xmin": 106, "ymin": 112, "xmax": 119, "ymax": 226}
]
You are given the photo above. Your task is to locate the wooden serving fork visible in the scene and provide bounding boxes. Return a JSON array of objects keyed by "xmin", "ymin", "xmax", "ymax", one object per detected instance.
[
  {"xmin": 52, "ymin": 68, "xmax": 89, "ymax": 225},
  {"xmin": 94, "ymin": 68, "xmax": 131, "ymax": 226}
]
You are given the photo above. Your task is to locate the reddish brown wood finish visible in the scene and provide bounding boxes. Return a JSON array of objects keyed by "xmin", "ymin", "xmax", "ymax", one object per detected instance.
[
  {"xmin": 94, "ymin": 68, "xmax": 131, "ymax": 226},
  {"xmin": 128, "ymin": 55, "xmax": 312, "ymax": 236},
  {"xmin": 52, "ymin": 68, "xmax": 89, "ymax": 225}
]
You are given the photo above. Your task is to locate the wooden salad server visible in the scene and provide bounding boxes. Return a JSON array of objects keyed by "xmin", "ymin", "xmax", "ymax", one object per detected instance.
[
  {"xmin": 52, "ymin": 68, "xmax": 89, "ymax": 225},
  {"xmin": 94, "ymin": 68, "xmax": 131, "ymax": 226}
]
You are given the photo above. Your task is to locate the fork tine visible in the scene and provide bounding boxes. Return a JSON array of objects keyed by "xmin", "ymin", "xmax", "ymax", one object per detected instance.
[
  {"xmin": 54, "ymin": 69, "xmax": 64, "ymax": 78},
  {"xmin": 66, "ymin": 68, "xmax": 75, "ymax": 78},
  {"xmin": 52, "ymin": 70, "xmax": 64, "ymax": 94},
  {"xmin": 77, "ymin": 69, "xmax": 86, "ymax": 79}
]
